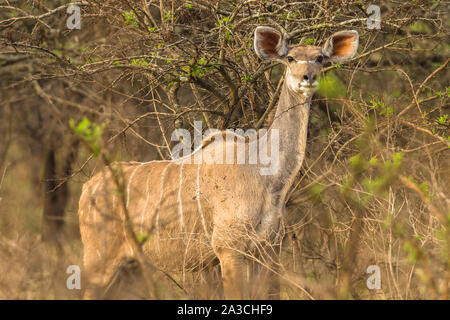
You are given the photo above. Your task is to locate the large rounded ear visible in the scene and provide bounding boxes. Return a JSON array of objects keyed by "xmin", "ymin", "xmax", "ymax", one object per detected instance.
[
  {"xmin": 322, "ymin": 30, "xmax": 359, "ymax": 63},
  {"xmin": 254, "ymin": 26, "xmax": 288, "ymax": 61}
]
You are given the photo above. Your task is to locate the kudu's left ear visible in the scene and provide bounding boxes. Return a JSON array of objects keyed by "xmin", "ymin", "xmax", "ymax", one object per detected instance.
[
  {"xmin": 322, "ymin": 30, "xmax": 359, "ymax": 63},
  {"xmin": 254, "ymin": 26, "xmax": 289, "ymax": 61}
]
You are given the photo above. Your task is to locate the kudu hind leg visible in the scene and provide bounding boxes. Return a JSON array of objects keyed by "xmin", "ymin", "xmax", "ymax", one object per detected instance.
[{"xmin": 217, "ymin": 249, "xmax": 249, "ymax": 299}]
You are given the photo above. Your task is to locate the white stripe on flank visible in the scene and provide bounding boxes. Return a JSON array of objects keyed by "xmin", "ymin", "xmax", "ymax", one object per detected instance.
[
  {"xmin": 155, "ymin": 163, "xmax": 171, "ymax": 247},
  {"xmin": 140, "ymin": 166, "xmax": 154, "ymax": 233},
  {"xmin": 178, "ymin": 163, "xmax": 185, "ymax": 233},
  {"xmin": 196, "ymin": 164, "xmax": 209, "ymax": 237},
  {"xmin": 182, "ymin": 230, "xmax": 194, "ymax": 283},
  {"xmin": 126, "ymin": 164, "xmax": 143, "ymax": 208}
]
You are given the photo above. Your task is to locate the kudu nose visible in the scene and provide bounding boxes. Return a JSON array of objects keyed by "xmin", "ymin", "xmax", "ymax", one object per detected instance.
[{"xmin": 303, "ymin": 73, "xmax": 316, "ymax": 84}]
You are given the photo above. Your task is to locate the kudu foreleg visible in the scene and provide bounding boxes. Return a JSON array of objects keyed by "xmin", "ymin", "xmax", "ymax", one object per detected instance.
[{"xmin": 217, "ymin": 249, "xmax": 248, "ymax": 299}]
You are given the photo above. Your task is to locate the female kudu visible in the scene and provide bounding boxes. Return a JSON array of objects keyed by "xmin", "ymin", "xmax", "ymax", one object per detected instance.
[{"xmin": 78, "ymin": 26, "xmax": 359, "ymax": 299}]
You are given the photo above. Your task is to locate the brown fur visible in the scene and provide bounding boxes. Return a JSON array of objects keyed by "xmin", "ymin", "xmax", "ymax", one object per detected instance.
[{"xmin": 78, "ymin": 27, "xmax": 359, "ymax": 299}]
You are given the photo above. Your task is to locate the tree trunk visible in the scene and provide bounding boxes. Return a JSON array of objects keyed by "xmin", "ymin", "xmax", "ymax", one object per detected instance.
[{"xmin": 42, "ymin": 140, "xmax": 78, "ymax": 243}]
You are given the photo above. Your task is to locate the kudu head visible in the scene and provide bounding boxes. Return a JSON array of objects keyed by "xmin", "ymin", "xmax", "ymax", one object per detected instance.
[{"xmin": 254, "ymin": 26, "xmax": 359, "ymax": 97}]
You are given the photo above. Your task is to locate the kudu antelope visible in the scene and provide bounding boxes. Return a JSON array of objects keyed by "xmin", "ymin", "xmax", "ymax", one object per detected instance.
[{"xmin": 78, "ymin": 26, "xmax": 359, "ymax": 299}]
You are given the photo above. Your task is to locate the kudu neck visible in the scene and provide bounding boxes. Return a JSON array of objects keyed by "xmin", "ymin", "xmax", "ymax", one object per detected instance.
[{"xmin": 263, "ymin": 81, "xmax": 311, "ymax": 198}]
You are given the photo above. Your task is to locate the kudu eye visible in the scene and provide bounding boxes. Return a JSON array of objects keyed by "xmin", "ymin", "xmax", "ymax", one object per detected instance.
[
  {"xmin": 316, "ymin": 55, "xmax": 324, "ymax": 63},
  {"xmin": 287, "ymin": 56, "xmax": 294, "ymax": 63}
]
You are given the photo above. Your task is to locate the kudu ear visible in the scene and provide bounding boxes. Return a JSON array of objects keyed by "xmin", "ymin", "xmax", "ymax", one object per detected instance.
[
  {"xmin": 254, "ymin": 26, "xmax": 288, "ymax": 61},
  {"xmin": 322, "ymin": 30, "xmax": 359, "ymax": 64}
]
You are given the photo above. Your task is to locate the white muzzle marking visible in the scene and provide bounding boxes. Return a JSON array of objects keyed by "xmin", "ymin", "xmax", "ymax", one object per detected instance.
[{"xmin": 299, "ymin": 80, "xmax": 319, "ymax": 97}]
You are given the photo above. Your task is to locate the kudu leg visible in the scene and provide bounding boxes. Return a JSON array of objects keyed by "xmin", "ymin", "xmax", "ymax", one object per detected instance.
[
  {"xmin": 250, "ymin": 245, "xmax": 281, "ymax": 299},
  {"xmin": 82, "ymin": 261, "xmax": 110, "ymax": 299},
  {"xmin": 82, "ymin": 243, "xmax": 136, "ymax": 299},
  {"xmin": 83, "ymin": 256, "xmax": 144, "ymax": 299},
  {"xmin": 257, "ymin": 263, "xmax": 280, "ymax": 299},
  {"xmin": 217, "ymin": 249, "xmax": 247, "ymax": 299},
  {"xmin": 265, "ymin": 245, "xmax": 281, "ymax": 299}
]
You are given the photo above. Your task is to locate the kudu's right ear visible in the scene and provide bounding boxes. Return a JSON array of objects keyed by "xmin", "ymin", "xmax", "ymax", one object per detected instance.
[{"xmin": 254, "ymin": 26, "xmax": 288, "ymax": 61}]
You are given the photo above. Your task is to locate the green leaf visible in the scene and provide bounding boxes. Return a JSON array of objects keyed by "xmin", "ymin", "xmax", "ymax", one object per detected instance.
[
  {"xmin": 122, "ymin": 10, "xmax": 138, "ymax": 27},
  {"xmin": 309, "ymin": 183, "xmax": 324, "ymax": 202},
  {"xmin": 304, "ymin": 38, "xmax": 316, "ymax": 45},
  {"xmin": 136, "ymin": 233, "xmax": 150, "ymax": 244},
  {"xmin": 318, "ymin": 71, "xmax": 346, "ymax": 99}
]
